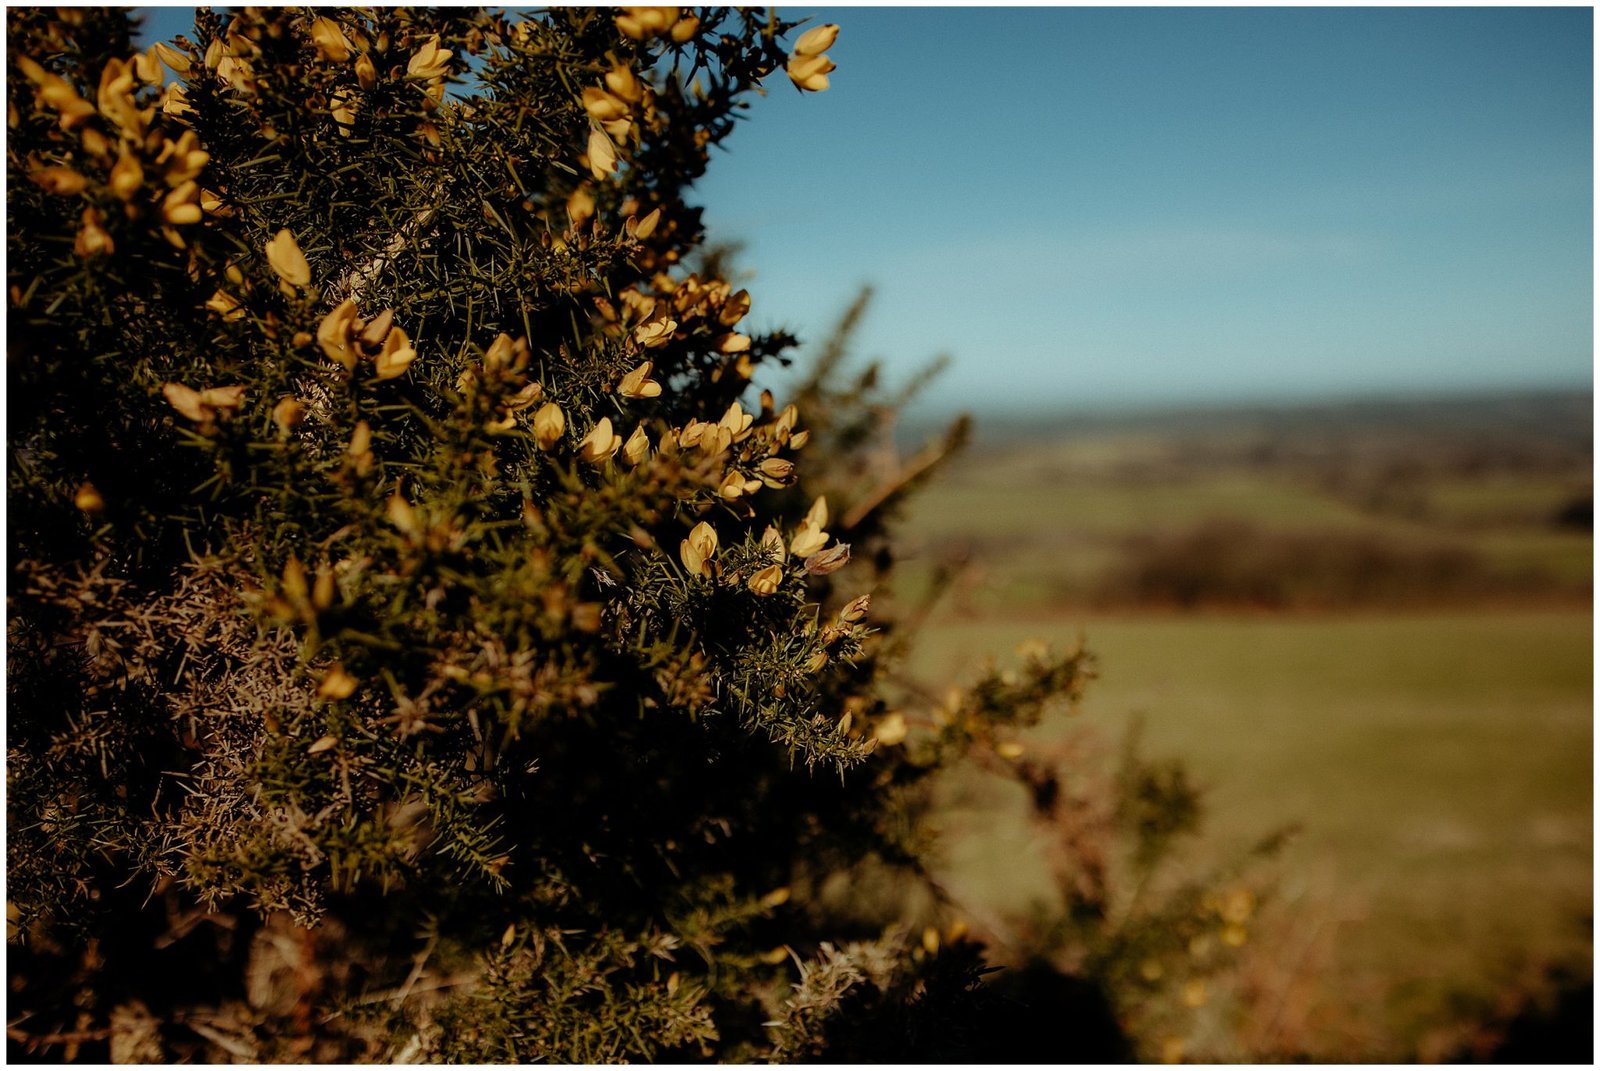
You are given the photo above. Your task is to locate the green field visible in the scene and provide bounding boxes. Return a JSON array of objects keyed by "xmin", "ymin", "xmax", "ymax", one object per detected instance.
[{"xmin": 885, "ymin": 393, "xmax": 1592, "ymax": 1059}]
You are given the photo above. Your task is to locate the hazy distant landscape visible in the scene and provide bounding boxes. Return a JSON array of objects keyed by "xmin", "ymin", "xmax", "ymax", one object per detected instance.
[{"xmin": 887, "ymin": 388, "xmax": 1591, "ymax": 1060}]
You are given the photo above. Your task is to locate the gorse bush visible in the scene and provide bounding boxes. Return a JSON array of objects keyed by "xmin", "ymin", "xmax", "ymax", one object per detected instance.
[{"xmin": 7, "ymin": 7, "xmax": 1253, "ymax": 1062}]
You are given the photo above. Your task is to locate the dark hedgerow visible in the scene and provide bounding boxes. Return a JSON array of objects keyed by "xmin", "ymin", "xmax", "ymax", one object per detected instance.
[{"xmin": 7, "ymin": 8, "xmax": 1258, "ymax": 1062}]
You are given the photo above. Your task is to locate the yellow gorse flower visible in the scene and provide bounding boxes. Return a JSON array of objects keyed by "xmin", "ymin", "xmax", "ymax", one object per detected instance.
[
  {"xmin": 578, "ymin": 417, "xmax": 622, "ymax": 464},
  {"xmin": 786, "ymin": 24, "xmax": 839, "ymax": 93},
  {"xmin": 786, "ymin": 53, "xmax": 836, "ymax": 93},
  {"xmin": 747, "ymin": 564, "xmax": 782, "ymax": 596},
  {"xmin": 310, "ymin": 16, "xmax": 353, "ymax": 62},
  {"xmin": 407, "ymin": 35, "xmax": 453, "ymax": 80},
  {"xmin": 615, "ymin": 7, "xmax": 685, "ymax": 40},
  {"xmin": 617, "ymin": 360, "xmax": 662, "ymax": 398},
  {"xmin": 789, "ymin": 495, "xmax": 829, "ymax": 558},
  {"xmin": 266, "ymin": 228, "xmax": 311, "ymax": 287},
  {"xmin": 793, "ymin": 23, "xmax": 840, "ymax": 56},
  {"xmin": 633, "ymin": 316, "xmax": 676, "ymax": 349},
  {"xmin": 374, "ymin": 325, "xmax": 417, "ymax": 379},
  {"xmin": 532, "ymin": 402, "xmax": 566, "ymax": 451},
  {"xmin": 587, "ymin": 127, "xmax": 618, "ymax": 180},
  {"xmin": 152, "ymin": 41, "xmax": 191, "ymax": 76},
  {"xmin": 621, "ymin": 424, "xmax": 651, "ymax": 466},
  {"xmin": 318, "ymin": 298, "xmax": 361, "ymax": 369},
  {"xmin": 163, "ymin": 382, "xmax": 245, "ymax": 424},
  {"xmin": 679, "ymin": 520, "xmax": 718, "ymax": 577}
]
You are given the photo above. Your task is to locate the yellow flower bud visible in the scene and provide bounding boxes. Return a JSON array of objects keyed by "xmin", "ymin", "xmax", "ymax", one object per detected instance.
[
  {"xmin": 617, "ymin": 360, "xmax": 662, "ymax": 398},
  {"xmin": 615, "ymin": 7, "xmax": 678, "ymax": 39},
  {"xmin": 718, "ymin": 289, "xmax": 751, "ymax": 327},
  {"xmin": 506, "ymin": 381, "xmax": 543, "ymax": 412},
  {"xmin": 355, "ymin": 50, "xmax": 377, "ymax": 89},
  {"xmin": 996, "ymin": 741, "xmax": 1025, "ymax": 760},
  {"xmin": 74, "ymin": 482, "xmax": 104, "ymax": 514},
  {"xmin": 790, "ymin": 527, "xmax": 828, "ymax": 559},
  {"xmin": 747, "ymin": 563, "xmax": 782, "ymax": 596},
  {"xmin": 347, "ymin": 420, "xmax": 373, "ymax": 472},
  {"xmin": 793, "ymin": 23, "xmax": 840, "ymax": 56},
  {"xmin": 605, "ymin": 64, "xmax": 643, "ymax": 103},
  {"xmin": 632, "ymin": 206, "xmax": 662, "ymax": 240},
  {"xmin": 786, "ymin": 52, "xmax": 835, "ymax": 92},
  {"xmin": 373, "ymin": 325, "xmax": 417, "ymax": 379},
  {"xmin": 679, "ymin": 520, "xmax": 718, "ymax": 577},
  {"xmin": 265, "ymin": 228, "xmax": 311, "ymax": 287},
  {"xmin": 582, "ymin": 86, "xmax": 630, "ymax": 123},
  {"xmin": 205, "ymin": 289, "xmax": 243, "ymax": 321},
  {"xmin": 760, "ymin": 525, "xmax": 786, "ymax": 559},
  {"xmin": 310, "ymin": 16, "xmax": 352, "ymax": 61},
  {"xmin": 387, "ymin": 487, "xmax": 420, "ymax": 536},
  {"xmin": 532, "ymin": 402, "xmax": 566, "ymax": 450},
  {"xmin": 198, "ymin": 385, "xmax": 245, "ymax": 412},
  {"xmin": 359, "ymin": 308, "xmax": 395, "ymax": 348},
  {"xmin": 633, "ymin": 317, "xmax": 676, "ymax": 349},
  {"xmin": 587, "ymin": 127, "xmax": 618, "ymax": 180},
  {"xmin": 837, "ymin": 594, "xmax": 871, "ymax": 623},
  {"xmin": 330, "ymin": 87, "xmax": 358, "ymax": 131},
  {"xmin": 718, "ymin": 400, "xmax": 753, "ymax": 437},
  {"xmin": 317, "ymin": 298, "xmax": 361, "ymax": 370},
  {"xmin": 578, "ymin": 416, "xmax": 621, "ymax": 464},
  {"xmin": 162, "ymin": 83, "xmax": 195, "ymax": 120},
  {"xmin": 407, "ymin": 35, "xmax": 453, "ymax": 80},
  {"xmin": 621, "ymin": 424, "xmax": 650, "ymax": 466},
  {"xmin": 758, "ymin": 457, "xmax": 794, "ymax": 486},
  {"xmin": 152, "ymin": 40, "xmax": 191, "ymax": 75},
  {"xmin": 161, "ymin": 181, "xmax": 201, "ymax": 225},
  {"xmin": 162, "ymin": 382, "xmax": 206, "ymax": 422}
]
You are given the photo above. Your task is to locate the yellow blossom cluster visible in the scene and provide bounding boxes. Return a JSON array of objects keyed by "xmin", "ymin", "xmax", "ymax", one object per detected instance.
[
  {"xmin": 315, "ymin": 291, "xmax": 419, "ymax": 380},
  {"xmin": 204, "ymin": 26, "xmax": 260, "ymax": 95},
  {"xmin": 614, "ymin": 7, "xmax": 701, "ymax": 43},
  {"xmin": 17, "ymin": 45, "xmax": 210, "ymax": 254},
  {"xmin": 161, "ymin": 382, "xmax": 246, "ymax": 434},
  {"xmin": 787, "ymin": 23, "xmax": 839, "ymax": 92},
  {"xmin": 583, "ymin": 62, "xmax": 646, "ymax": 150}
]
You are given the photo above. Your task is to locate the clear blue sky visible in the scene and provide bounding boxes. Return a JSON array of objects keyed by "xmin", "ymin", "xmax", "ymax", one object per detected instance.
[
  {"xmin": 696, "ymin": 5, "xmax": 1593, "ymax": 414},
  {"xmin": 137, "ymin": 6, "xmax": 1593, "ymax": 415}
]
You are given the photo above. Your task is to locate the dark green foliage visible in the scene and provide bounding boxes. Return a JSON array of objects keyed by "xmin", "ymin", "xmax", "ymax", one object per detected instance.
[{"xmin": 6, "ymin": 7, "xmax": 1105, "ymax": 1060}]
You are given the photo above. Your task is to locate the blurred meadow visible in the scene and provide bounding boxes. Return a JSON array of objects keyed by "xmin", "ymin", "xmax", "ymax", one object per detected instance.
[{"xmin": 883, "ymin": 389, "xmax": 1592, "ymax": 1060}]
